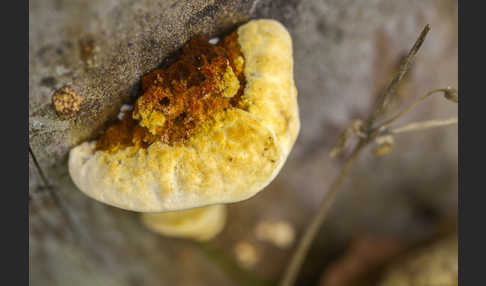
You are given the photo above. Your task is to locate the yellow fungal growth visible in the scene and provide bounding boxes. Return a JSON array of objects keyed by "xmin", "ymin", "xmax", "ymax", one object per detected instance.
[
  {"xmin": 69, "ymin": 19, "xmax": 300, "ymax": 241},
  {"xmin": 141, "ymin": 204, "xmax": 227, "ymax": 241}
]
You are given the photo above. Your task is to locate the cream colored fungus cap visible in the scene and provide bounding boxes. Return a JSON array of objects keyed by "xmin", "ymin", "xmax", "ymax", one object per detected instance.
[
  {"xmin": 68, "ymin": 19, "xmax": 300, "ymax": 212},
  {"xmin": 141, "ymin": 204, "xmax": 227, "ymax": 241}
]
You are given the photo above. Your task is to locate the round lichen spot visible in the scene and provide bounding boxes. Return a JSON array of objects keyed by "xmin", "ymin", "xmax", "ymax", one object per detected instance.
[{"xmin": 52, "ymin": 86, "xmax": 83, "ymax": 119}]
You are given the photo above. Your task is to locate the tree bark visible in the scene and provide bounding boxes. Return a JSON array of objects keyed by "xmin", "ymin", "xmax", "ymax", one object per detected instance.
[{"xmin": 29, "ymin": 0, "xmax": 458, "ymax": 285}]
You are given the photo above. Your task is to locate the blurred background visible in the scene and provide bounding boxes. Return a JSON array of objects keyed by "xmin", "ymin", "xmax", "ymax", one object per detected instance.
[{"xmin": 29, "ymin": 0, "xmax": 458, "ymax": 285}]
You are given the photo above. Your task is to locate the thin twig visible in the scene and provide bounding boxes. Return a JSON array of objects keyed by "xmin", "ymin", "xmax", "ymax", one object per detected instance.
[
  {"xmin": 376, "ymin": 88, "xmax": 452, "ymax": 130},
  {"xmin": 29, "ymin": 144, "xmax": 82, "ymax": 241},
  {"xmin": 367, "ymin": 25, "xmax": 431, "ymax": 127},
  {"xmin": 29, "ymin": 145, "xmax": 120, "ymax": 286},
  {"xmin": 329, "ymin": 120, "xmax": 364, "ymax": 158},
  {"xmin": 279, "ymin": 140, "xmax": 368, "ymax": 286},
  {"xmin": 29, "ymin": 145, "xmax": 52, "ymax": 189},
  {"xmin": 279, "ymin": 25, "xmax": 432, "ymax": 286},
  {"xmin": 390, "ymin": 117, "xmax": 457, "ymax": 134}
]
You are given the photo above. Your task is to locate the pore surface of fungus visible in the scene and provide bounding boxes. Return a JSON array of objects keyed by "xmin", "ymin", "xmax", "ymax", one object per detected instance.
[{"xmin": 69, "ymin": 19, "xmax": 300, "ymax": 212}]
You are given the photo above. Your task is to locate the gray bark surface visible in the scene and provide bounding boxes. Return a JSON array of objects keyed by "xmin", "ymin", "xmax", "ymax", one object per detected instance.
[{"xmin": 29, "ymin": 0, "xmax": 458, "ymax": 285}]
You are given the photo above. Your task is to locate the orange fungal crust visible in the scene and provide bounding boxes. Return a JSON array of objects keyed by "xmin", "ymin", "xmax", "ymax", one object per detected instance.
[{"xmin": 96, "ymin": 32, "xmax": 246, "ymax": 152}]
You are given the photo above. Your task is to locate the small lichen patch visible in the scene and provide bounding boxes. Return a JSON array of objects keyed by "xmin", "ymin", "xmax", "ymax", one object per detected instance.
[{"xmin": 52, "ymin": 86, "xmax": 83, "ymax": 119}]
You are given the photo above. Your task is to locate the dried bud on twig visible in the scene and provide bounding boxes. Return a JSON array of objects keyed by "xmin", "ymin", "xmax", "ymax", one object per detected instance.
[
  {"xmin": 443, "ymin": 87, "xmax": 458, "ymax": 103},
  {"xmin": 330, "ymin": 119, "xmax": 365, "ymax": 158},
  {"xmin": 372, "ymin": 135, "xmax": 395, "ymax": 156}
]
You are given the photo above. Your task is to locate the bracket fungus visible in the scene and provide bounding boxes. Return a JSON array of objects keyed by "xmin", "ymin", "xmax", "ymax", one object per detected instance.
[
  {"xmin": 68, "ymin": 19, "xmax": 300, "ymax": 240},
  {"xmin": 141, "ymin": 204, "xmax": 227, "ymax": 241}
]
